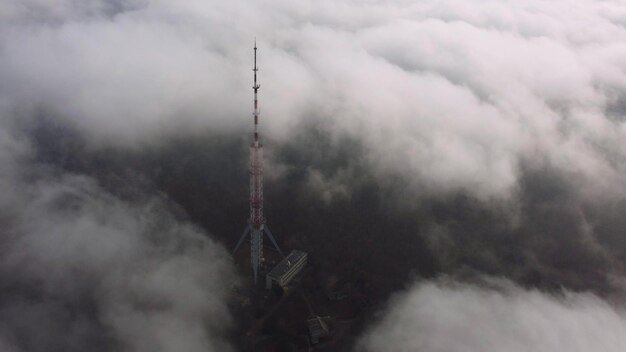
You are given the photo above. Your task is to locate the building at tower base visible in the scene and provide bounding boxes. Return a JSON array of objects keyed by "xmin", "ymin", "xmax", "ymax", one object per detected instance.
[{"xmin": 266, "ymin": 250, "xmax": 308, "ymax": 289}]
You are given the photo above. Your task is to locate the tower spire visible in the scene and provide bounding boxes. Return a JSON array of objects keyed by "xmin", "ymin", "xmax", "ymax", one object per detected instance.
[{"xmin": 253, "ymin": 39, "xmax": 260, "ymax": 143}]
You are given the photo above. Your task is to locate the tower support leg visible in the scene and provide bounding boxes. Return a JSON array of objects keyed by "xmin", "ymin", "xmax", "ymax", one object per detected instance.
[
  {"xmin": 250, "ymin": 227, "xmax": 263, "ymax": 284},
  {"xmin": 263, "ymin": 225, "xmax": 284, "ymax": 257},
  {"xmin": 233, "ymin": 225, "xmax": 251, "ymax": 254}
]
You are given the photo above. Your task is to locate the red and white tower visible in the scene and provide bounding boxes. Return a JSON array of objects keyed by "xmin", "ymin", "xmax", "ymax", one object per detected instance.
[{"xmin": 234, "ymin": 42, "xmax": 283, "ymax": 284}]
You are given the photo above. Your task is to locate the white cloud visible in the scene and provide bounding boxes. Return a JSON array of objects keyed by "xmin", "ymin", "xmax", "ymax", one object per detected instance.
[
  {"xmin": 358, "ymin": 278, "xmax": 626, "ymax": 352},
  {"xmin": 2, "ymin": 0, "xmax": 626, "ymax": 199}
]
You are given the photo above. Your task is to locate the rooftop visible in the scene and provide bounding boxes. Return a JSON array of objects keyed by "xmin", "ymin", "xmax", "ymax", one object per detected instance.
[{"xmin": 267, "ymin": 250, "xmax": 307, "ymax": 279}]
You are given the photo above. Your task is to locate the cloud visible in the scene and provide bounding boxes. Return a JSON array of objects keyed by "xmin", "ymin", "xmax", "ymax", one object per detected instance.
[
  {"xmin": 2, "ymin": 0, "xmax": 626, "ymax": 200},
  {"xmin": 0, "ymin": 124, "xmax": 235, "ymax": 351},
  {"xmin": 2, "ymin": 0, "xmax": 626, "ymax": 349},
  {"xmin": 0, "ymin": 0, "xmax": 623, "ymax": 297},
  {"xmin": 358, "ymin": 278, "xmax": 626, "ymax": 352}
]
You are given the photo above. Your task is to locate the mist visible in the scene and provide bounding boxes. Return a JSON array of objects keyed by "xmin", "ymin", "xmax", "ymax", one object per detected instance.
[{"xmin": 2, "ymin": 0, "xmax": 626, "ymax": 350}]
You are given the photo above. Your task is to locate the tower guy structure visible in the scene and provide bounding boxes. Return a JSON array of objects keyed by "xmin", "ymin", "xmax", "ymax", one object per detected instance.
[{"xmin": 234, "ymin": 42, "xmax": 284, "ymax": 284}]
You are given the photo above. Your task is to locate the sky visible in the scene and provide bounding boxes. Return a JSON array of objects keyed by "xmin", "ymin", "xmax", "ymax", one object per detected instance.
[{"xmin": 2, "ymin": 0, "xmax": 626, "ymax": 351}]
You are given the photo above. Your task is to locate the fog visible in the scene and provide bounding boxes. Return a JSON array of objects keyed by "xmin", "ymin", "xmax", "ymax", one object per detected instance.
[{"xmin": 2, "ymin": 0, "xmax": 626, "ymax": 350}]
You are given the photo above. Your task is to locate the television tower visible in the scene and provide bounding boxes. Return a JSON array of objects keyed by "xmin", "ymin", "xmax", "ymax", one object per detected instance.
[{"xmin": 234, "ymin": 42, "xmax": 283, "ymax": 284}]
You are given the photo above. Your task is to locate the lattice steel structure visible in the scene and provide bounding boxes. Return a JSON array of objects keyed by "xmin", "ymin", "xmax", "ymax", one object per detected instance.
[{"xmin": 234, "ymin": 42, "xmax": 283, "ymax": 284}]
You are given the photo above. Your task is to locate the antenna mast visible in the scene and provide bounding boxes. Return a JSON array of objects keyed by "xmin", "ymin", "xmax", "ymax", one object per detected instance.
[
  {"xmin": 234, "ymin": 42, "xmax": 284, "ymax": 284},
  {"xmin": 253, "ymin": 40, "xmax": 260, "ymax": 144}
]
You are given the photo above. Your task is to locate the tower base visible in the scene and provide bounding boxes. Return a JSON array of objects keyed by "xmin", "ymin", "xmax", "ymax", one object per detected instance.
[{"xmin": 234, "ymin": 224, "xmax": 284, "ymax": 284}]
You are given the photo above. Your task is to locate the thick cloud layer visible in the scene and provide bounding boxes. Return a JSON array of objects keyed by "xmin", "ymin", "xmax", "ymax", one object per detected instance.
[
  {"xmin": 358, "ymin": 278, "xmax": 626, "ymax": 352},
  {"xmin": 2, "ymin": 0, "xmax": 626, "ymax": 200},
  {"xmin": 3, "ymin": 0, "xmax": 626, "ymax": 350}
]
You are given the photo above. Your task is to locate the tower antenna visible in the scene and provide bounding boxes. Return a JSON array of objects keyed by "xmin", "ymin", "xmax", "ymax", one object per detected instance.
[{"xmin": 234, "ymin": 42, "xmax": 284, "ymax": 284}]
